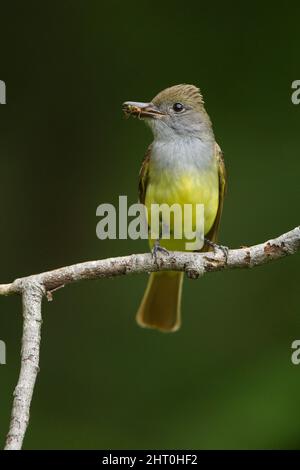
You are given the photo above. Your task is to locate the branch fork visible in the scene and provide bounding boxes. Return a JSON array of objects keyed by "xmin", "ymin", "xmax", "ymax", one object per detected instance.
[{"xmin": 1, "ymin": 226, "xmax": 299, "ymax": 449}]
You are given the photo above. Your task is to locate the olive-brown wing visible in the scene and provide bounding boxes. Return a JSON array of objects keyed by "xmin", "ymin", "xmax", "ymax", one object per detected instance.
[
  {"xmin": 205, "ymin": 143, "xmax": 227, "ymax": 244},
  {"xmin": 138, "ymin": 144, "xmax": 152, "ymax": 205}
]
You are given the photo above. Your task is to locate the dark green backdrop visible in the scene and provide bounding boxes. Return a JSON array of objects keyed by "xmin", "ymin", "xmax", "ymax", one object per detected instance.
[{"xmin": 0, "ymin": 1, "xmax": 299, "ymax": 449}]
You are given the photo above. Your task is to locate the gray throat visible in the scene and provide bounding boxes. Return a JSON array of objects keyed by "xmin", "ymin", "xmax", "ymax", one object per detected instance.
[{"xmin": 150, "ymin": 137, "xmax": 215, "ymax": 174}]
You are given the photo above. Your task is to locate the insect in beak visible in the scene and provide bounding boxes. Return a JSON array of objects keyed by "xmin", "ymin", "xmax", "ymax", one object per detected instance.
[{"xmin": 122, "ymin": 101, "xmax": 165, "ymax": 120}]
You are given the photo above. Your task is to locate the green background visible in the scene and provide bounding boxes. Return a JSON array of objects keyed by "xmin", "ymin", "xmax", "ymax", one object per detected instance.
[{"xmin": 0, "ymin": 0, "xmax": 299, "ymax": 449}]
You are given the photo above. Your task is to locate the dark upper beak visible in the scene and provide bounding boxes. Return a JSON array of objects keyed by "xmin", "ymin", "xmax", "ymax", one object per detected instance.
[{"xmin": 122, "ymin": 101, "xmax": 165, "ymax": 119}]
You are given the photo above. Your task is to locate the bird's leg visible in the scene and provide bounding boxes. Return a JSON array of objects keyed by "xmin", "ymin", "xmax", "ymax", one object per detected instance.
[
  {"xmin": 151, "ymin": 239, "xmax": 169, "ymax": 262},
  {"xmin": 204, "ymin": 238, "xmax": 229, "ymax": 261},
  {"xmin": 150, "ymin": 221, "xmax": 169, "ymax": 261}
]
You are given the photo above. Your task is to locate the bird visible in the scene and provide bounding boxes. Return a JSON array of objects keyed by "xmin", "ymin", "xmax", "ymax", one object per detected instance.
[{"xmin": 123, "ymin": 84, "xmax": 226, "ymax": 332}]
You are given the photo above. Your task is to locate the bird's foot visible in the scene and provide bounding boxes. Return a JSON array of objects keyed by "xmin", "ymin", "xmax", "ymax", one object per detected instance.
[
  {"xmin": 204, "ymin": 238, "xmax": 229, "ymax": 261},
  {"xmin": 151, "ymin": 240, "xmax": 169, "ymax": 262}
]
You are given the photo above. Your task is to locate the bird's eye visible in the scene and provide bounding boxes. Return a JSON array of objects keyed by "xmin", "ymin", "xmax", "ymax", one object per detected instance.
[{"xmin": 173, "ymin": 102, "xmax": 184, "ymax": 112}]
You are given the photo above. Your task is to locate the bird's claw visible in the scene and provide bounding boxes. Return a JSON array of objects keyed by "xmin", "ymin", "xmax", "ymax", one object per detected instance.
[
  {"xmin": 205, "ymin": 238, "xmax": 229, "ymax": 261},
  {"xmin": 151, "ymin": 241, "xmax": 169, "ymax": 262}
]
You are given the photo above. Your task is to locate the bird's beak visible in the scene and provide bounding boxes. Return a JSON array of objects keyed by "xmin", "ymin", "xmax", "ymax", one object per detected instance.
[{"xmin": 122, "ymin": 101, "xmax": 165, "ymax": 119}]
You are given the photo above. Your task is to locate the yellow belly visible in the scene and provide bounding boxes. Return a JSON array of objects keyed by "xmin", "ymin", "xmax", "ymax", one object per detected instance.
[{"xmin": 145, "ymin": 168, "xmax": 219, "ymax": 251}]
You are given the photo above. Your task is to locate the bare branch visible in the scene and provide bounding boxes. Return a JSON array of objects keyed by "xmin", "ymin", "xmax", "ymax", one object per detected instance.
[
  {"xmin": 0, "ymin": 283, "xmax": 15, "ymax": 296},
  {"xmin": 0, "ymin": 226, "xmax": 299, "ymax": 296},
  {"xmin": 1, "ymin": 226, "xmax": 299, "ymax": 449},
  {"xmin": 4, "ymin": 281, "xmax": 44, "ymax": 450}
]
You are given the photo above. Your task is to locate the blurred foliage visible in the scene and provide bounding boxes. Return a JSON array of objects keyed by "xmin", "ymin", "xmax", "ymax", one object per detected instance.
[{"xmin": 0, "ymin": 0, "xmax": 299, "ymax": 449}]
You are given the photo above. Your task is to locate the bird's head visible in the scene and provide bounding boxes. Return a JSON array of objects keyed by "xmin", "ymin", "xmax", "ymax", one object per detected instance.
[{"xmin": 123, "ymin": 84, "xmax": 213, "ymax": 141}]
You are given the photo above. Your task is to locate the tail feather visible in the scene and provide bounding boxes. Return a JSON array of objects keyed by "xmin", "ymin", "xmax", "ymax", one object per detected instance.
[{"xmin": 136, "ymin": 272, "xmax": 184, "ymax": 332}]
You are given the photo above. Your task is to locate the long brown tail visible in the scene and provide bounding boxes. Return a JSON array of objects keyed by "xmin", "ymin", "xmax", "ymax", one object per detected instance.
[{"xmin": 136, "ymin": 272, "xmax": 184, "ymax": 332}]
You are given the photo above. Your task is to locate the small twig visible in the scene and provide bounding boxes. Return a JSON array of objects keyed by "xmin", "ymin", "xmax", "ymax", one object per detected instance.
[
  {"xmin": 4, "ymin": 281, "xmax": 44, "ymax": 450},
  {"xmin": 46, "ymin": 284, "xmax": 65, "ymax": 302}
]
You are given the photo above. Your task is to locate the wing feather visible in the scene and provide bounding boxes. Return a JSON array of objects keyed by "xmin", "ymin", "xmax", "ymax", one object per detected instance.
[
  {"xmin": 138, "ymin": 144, "xmax": 151, "ymax": 204},
  {"xmin": 205, "ymin": 143, "xmax": 227, "ymax": 243}
]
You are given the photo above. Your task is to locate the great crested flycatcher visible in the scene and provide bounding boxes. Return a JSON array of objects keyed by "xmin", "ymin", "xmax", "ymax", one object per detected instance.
[{"xmin": 123, "ymin": 84, "xmax": 226, "ymax": 332}]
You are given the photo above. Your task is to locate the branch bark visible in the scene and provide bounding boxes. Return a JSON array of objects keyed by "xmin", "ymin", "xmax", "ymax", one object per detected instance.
[
  {"xmin": 1, "ymin": 225, "xmax": 299, "ymax": 449},
  {"xmin": 4, "ymin": 282, "xmax": 44, "ymax": 450}
]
